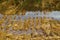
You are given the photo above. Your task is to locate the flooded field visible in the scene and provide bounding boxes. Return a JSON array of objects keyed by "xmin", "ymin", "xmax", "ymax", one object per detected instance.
[{"xmin": 0, "ymin": 11, "xmax": 60, "ymax": 40}]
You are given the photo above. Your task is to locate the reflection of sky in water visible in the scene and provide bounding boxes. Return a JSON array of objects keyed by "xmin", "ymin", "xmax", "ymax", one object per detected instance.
[
  {"xmin": 0, "ymin": 11, "xmax": 60, "ymax": 20},
  {"xmin": 26, "ymin": 11, "xmax": 60, "ymax": 20}
]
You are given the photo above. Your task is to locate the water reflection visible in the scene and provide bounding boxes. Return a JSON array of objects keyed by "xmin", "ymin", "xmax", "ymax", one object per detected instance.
[
  {"xmin": 25, "ymin": 11, "xmax": 60, "ymax": 20},
  {"xmin": 0, "ymin": 11, "xmax": 60, "ymax": 20}
]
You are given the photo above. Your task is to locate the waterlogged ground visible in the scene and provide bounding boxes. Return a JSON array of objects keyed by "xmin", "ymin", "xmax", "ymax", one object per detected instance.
[
  {"xmin": 26, "ymin": 11, "xmax": 60, "ymax": 20},
  {"xmin": 0, "ymin": 11, "xmax": 60, "ymax": 40},
  {"xmin": 0, "ymin": 11, "xmax": 60, "ymax": 20}
]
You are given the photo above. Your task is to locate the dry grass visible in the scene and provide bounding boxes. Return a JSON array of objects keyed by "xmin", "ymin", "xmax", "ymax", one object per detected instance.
[
  {"xmin": 0, "ymin": 15, "xmax": 60, "ymax": 40},
  {"xmin": 0, "ymin": 0, "xmax": 60, "ymax": 15}
]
